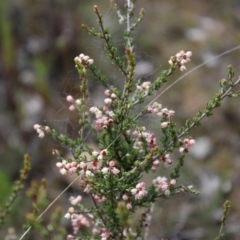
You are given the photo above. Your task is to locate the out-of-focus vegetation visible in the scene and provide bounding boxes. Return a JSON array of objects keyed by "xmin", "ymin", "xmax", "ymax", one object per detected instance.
[{"xmin": 1, "ymin": 0, "xmax": 240, "ymax": 239}]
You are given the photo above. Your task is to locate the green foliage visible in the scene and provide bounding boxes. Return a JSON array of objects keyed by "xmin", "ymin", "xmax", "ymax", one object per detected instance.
[
  {"xmin": 0, "ymin": 154, "xmax": 31, "ymax": 229},
  {"xmin": 0, "ymin": 171, "xmax": 11, "ymax": 203},
  {"xmin": 215, "ymin": 200, "xmax": 231, "ymax": 240}
]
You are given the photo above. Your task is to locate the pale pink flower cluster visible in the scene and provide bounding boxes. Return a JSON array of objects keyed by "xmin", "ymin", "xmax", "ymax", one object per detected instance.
[
  {"xmin": 66, "ymin": 235, "xmax": 75, "ymax": 240},
  {"xmin": 122, "ymin": 194, "xmax": 132, "ymax": 210},
  {"xmin": 104, "ymin": 89, "xmax": 117, "ymax": 105},
  {"xmin": 141, "ymin": 208, "xmax": 152, "ymax": 227},
  {"xmin": 56, "ymin": 160, "xmax": 94, "ymax": 178},
  {"xmin": 157, "ymin": 108, "xmax": 175, "ymax": 118},
  {"xmin": 33, "ymin": 124, "xmax": 50, "ymax": 138},
  {"xmin": 101, "ymin": 160, "xmax": 120, "ymax": 175},
  {"xmin": 66, "ymin": 95, "xmax": 82, "ymax": 111},
  {"xmin": 69, "ymin": 195, "xmax": 82, "ymax": 205},
  {"xmin": 179, "ymin": 137, "xmax": 196, "ymax": 153},
  {"xmin": 153, "ymin": 176, "xmax": 176, "ymax": 196},
  {"xmin": 93, "ymin": 149, "xmax": 108, "ymax": 161},
  {"xmin": 65, "ymin": 208, "xmax": 90, "ymax": 235},
  {"xmin": 151, "ymin": 158, "xmax": 160, "ymax": 172},
  {"xmin": 72, "ymin": 213, "xmax": 90, "ymax": 234},
  {"xmin": 136, "ymin": 81, "xmax": 151, "ymax": 93},
  {"xmin": 169, "ymin": 50, "xmax": 192, "ymax": 71},
  {"xmin": 158, "ymin": 107, "xmax": 175, "ymax": 128},
  {"xmin": 100, "ymin": 228, "xmax": 112, "ymax": 240},
  {"xmin": 132, "ymin": 127, "xmax": 157, "ymax": 150},
  {"xmin": 90, "ymin": 106, "xmax": 114, "ymax": 131},
  {"xmin": 160, "ymin": 153, "xmax": 173, "ymax": 167},
  {"xmin": 147, "ymin": 102, "xmax": 162, "ymax": 113},
  {"xmin": 151, "ymin": 153, "xmax": 172, "ymax": 172},
  {"xmin": 92, "ymin": 193, "xmax": 107, "ymax": 203},
  {"xmin": 131, "ymin": 182, "xmax": 148, "ymax": 200},
  {"xmin": 147, "ymin": 103, "xmax": 175, "ymax": 129},
  {"xmin": 74, "ymin": 53, "xmax": 94, "ymax": 66}
]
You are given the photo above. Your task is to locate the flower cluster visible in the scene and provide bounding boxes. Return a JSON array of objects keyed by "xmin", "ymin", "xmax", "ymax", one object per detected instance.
[
  {"xmin": 101, "ymin": 160, "xmax": 120, "ymax": 175},
  {"xmin": 179, "ymin": 137, "xmax": 196, "ymax": 153},
  {"xmin": 66, "ymin": 95, "xmax": 82, "ymax": 111},
  {"xmin": 56, "ymin": 160, "xmax": 94, "ymax": 178},
  {"xmin": 160, "ymin": 153, "xmax": 173, "ymax": 167},
  {"xmin": 74, "ymin": 53, "xmax": 94, "ymax": 67},
  {"xmin": 122, "ymin": 194, "xmax": 132, "ymax": 210},
  {"xmin": 104, "ymin": 89, "xmax": 118, "ymax": 105},
  {"xmin": 153, "ymin": 176, "xmax": 176, "ymax": 196},
  {"xmin": 33, "ymin": 124, "xmax": 50, "ymax": 138},
  {"xmin": 151, "ymin": 152, "xmax": 173, "ymax": 172},
  {"xmin": 69, "ymin": 195, "xmax": 82, "ymax": 205},
  {"xmin": 34, "ymin": 82, "xmax": 197, "ymax": 239},
  {"xmin": 100, "ymin": 228, "xmax": 112, "ymax": 240},
  {"xmin": 132, "ymin": 127, "xmax": 157, "ymax": 151},
  {"xmin": 136, "ymin": 81, "xmax": 151, "ymax": 93},
  {"xmin": 90, "ymin": 106, "xmax": 114, "ymax": 130},
  {"xmin": 131, "ymin": 182, "xmax": 148, "ymax": 200},
  {"xmin": 66, "ymin": 210, "xmax": 90, "ymax": 234},
  {"xmin": 141, "ymin": 208, "xmax": 152, "ymax": 227},
  {"xmin": 169, "ymin": 50, "xmax": 192, "ymax": 71},
  {"xmin": 65, "ymin": 197, "xmax": 90, "ymax": 235},
  {"xmin": 147, "ymin": 102, "xmax": 175, "ymax": 128}
]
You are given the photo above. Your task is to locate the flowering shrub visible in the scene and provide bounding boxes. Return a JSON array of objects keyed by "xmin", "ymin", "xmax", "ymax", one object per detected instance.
[{"xmin": 17, "ymin": 1, "xmax": 240, "ymax": 240}]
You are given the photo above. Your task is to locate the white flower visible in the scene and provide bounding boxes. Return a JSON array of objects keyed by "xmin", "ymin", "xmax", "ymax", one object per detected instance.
[
  {"xmin": 85, "ymin": 170, "xmax": 94, "ymax": 177},
  {"xmin": 64, "ymin": 212, "xmax": 71, "ymax": 219},
  {"xmin": 88, "ymin": 59, "xmax": 94, "ymax": 64},
  {"xmin": 69, "ymin": 196, "xmax": 82, "ymax": 205},
  {"xmin": 101, "ymin": 167, "xmax": 109, "ymax": 174},
  {"xmin": 60, "ymin": 168, "xmax": 67, "ymax": 175},
  {"xmin": 56, "ymin": 162, "xmax": 63, "ymax": 168}
]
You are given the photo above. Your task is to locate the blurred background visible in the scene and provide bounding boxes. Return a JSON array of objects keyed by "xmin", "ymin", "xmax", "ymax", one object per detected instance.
[{"xmin": 1, "ymin": 0, "xmax": 240, "ymax": 239}]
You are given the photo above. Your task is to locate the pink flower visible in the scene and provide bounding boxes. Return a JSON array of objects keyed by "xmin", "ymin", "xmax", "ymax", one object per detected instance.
[
  {"xmin": 67, "ymin": 235, "xmax": 75, "ymax": 240},
  {"xmin": 104, "ymin": 89, "xmax": 111, "ymax": 96},
  {"xmin": 69, "ymin": 105, "xmax": 75, "ymax": 111},
  {"xmin": 101, "ymin": 161, "xmax": 120, "ymax": 175},
  {"xmin": 179, "ymin": 147, "xmax": 185, "ymax": 153},
  {"xmin": 33, "ymin": 124, "xmax": 40, "ymax": 130},
  {"xmin": 100, "ymin": 228, "xmax": 111, "ymax": 240},
  {"xmin": 112, "ymin": 167, "xmax": 120, "ymax": 175},
  {"xmin": 170, "ymin": 179, "xmax": 176, "ymax": 186},
  {"xmin": 161, "ymin": 122, "xmax": 169, "ymax": 128},
  {"xmin": 100, "ymin": 149, "xmax": 108, "ymax": 156},
  {"xmin": 169, "ymin": 50, "xmax": 192, "ymax": 71},
  {"xmin": 180, "ymin": 65, "xmax": 186, "ymax": 72},
  {"xmin": 66, "ymin": 95, "xmax": 74, "ymax": 103},
  {"xmin": 70, "ymin": 213, "xmax": 90, "ymax": 234},
  {"xmin": 153, "ymin": 176, "xmax": 168, "ymax": 191},
  {"xmin": 122, "ymin": 194, "xmax": 128, "ymax": 200},
  {"xmin": 109, "ymin": 160, "xmax": 115, "ymax": 167},
  {"xmin": 131, "ymin": 182, "xmax": 148, "ymax": 200},
  {"xmin": 126, "ymin": 203, "xmax": 132, "ymax": 210},
  {"xmin": 183, "ymin": 138, "xmax": 196, "ymax": 148}
]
